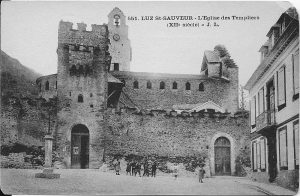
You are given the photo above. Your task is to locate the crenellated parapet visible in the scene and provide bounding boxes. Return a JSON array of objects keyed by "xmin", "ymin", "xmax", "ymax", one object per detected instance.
[{"xmin": 58, "ymin": 21, "xmax": 110, "ymax": 48}]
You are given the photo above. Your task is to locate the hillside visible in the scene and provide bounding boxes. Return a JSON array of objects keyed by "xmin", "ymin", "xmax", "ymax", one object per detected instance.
[{"xmin": 1, "ymin": 51, "xmax": 41, "ymax": 98}]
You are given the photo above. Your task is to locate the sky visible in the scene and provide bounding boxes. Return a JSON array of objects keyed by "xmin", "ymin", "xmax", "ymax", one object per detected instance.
[{"xmin": 1, "ymin": 1, "xmax": 296, "ymax": 86}]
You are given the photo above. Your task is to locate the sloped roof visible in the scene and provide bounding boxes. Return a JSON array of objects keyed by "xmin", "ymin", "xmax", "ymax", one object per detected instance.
[
  {"xmin": 108, "ymin": 73, "xmax": 122, "ymax": 83},
  {"xmin": 204, "ymin": 50, "xmax": 220, "ymax": 63},
  {"xmin": 173, "ymin": 101, "xmax": 225, "ymax": 113},
  {"xmin": 188, "ymin": 101, "xmax": 225, "ymax": 113},
  {"xmin": 108, "ymin": 7, "xmax": 125, "ymax": 17}
]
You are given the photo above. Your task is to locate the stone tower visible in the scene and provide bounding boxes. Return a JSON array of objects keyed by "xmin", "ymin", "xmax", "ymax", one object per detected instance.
[
  {"xmin": 108, "ymin": 7, "xmax": 131, "ymax": 71},
  {"xmin": 56, "ymin": 21, "xmax": 111, "ymax": 169}
]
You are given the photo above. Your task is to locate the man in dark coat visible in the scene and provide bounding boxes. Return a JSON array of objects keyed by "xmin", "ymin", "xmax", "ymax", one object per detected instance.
[
  {"xmin": 151, "ymin": 161, "xmax": 157, "ymax": 177},
  {"xmin": 126, "ymin": 161, "xmax": 131, "ymax": 175}
]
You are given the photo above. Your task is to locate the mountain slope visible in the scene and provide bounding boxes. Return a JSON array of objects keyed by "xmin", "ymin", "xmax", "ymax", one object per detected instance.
[{"xmin": 1, "ymin": 51, "xmax": 41, "ymax": 98}]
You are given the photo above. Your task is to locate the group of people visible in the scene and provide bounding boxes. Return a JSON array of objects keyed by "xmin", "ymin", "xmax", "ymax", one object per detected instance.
[
  {"xmin": 113, "ymin": 158, "xmax": 206, "ymax": 183},
  {"xmin": 126, "ymin": 159, "xmax": 158, "ymax": 177}
]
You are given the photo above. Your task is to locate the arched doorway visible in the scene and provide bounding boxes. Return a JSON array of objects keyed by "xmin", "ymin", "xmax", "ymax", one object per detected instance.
[
  {"xmin": 214, "ymin": 137, "xmax": 231, "ymax": 175},
  {"xmin": 71, "ymin": 124, "xmax": 89, "ymax": 169}
]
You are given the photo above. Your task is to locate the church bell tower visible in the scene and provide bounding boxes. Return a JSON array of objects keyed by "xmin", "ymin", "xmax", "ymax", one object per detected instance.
[{"xmin": 108, "ymin": 7, "xmax": 131, "ymax": 72}]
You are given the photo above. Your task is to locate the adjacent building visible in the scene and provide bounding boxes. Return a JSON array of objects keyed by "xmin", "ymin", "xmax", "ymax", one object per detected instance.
[{"xmin": 245, "ymin": 7, "xmax": 299, "ymax": 190}]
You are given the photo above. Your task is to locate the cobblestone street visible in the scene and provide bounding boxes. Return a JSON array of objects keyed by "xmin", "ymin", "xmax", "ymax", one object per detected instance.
[{"xmin": 0, "ymin": 169, "xmax": 296, "ymax": 195}]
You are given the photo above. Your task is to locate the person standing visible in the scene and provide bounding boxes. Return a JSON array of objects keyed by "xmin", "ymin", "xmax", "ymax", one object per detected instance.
[
  {"xmin": 143, "ymin": 160, "xmax": 149, "ymax": 177},
  {"xmin": 151, "ymin": 161, "xmax": 157, "ymax": 177},
  {"xmin": 126, "ymin": 161, "xmax": 131, "ymax": 175},
  {"xmin": 173, "ymin": 163, "xmax": 179, "ymax": 180},
  {"xmin": 135, "ymin": 161, "xmax": 142, "ymax": 177},
  {"xmin": 198, "ymin": 165, "xmax": 205, "ymax": 183},
  {"xmin": 115, "ymin": 159, "xmax": 121, "ymax": 175}
]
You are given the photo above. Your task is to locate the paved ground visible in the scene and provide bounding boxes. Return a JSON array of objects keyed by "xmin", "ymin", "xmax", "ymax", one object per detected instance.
[{"xmin": 0, "ymin": 169, "xmax": 297, "ymax": 195}]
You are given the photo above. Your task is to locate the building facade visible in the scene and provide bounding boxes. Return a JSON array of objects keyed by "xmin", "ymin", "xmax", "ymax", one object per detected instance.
[
  {"xmin": 245, "ymin": 7, "xmax": 299, "ymax": 190},
  {"xmin": 32, "ymin": 7, "xmax": 250, "ymax": 175}
]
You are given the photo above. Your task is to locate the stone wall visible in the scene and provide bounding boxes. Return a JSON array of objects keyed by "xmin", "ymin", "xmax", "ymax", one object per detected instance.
[
  {"xmin": 111, "ymin": 68, "xmax": 239, "ymax": 113},
  {"xmin": 103, "ymin": 108, "xmax": 250, "ymax": 174},
  {"xmin": 55, "ymin": 21, "xmax": 110, "ymax": 169},
  {"xmin": 36, "ymin": 74, "xmax": 57, "ymax": 100},
  {"xmin": 1, "ymin": 97, "xmax": 57, "ymax": 147}
]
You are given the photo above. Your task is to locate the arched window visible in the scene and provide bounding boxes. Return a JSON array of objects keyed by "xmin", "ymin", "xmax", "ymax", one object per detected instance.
[
  {"xmin": 114, "ymin": 14, "xmax": 121, "ymax": 26},
  {"xmin": 172, "ymin": 82, "xmax": 177, "ymax": 89},
  {"xmin": 45, "ymin": 81, "xmax": 49, "ymax": 91},
  {"xmin": 78, "ymin": 94, "xmax": 83, "ymax": 103},
  {"xmin": 186, "ymin": 82, "xmax": 191, "ymax": 90},
  {"xmin": 147, "ymin": 81, "xmax": 152, "ymax": 89},
  {"xmin": 199, "ymin": 83, "xmax": 204, "ymax": 91},
  {"xmin": 160, "ymin": 81, "xmax": 165, "ymax": 89},
  {"xmin": 133, "ymin": 80, "xmax": 139, "ymax": 89},
  {"xmin": 39, "ymin": 83, "xmax": 42, "ymax": 91}
]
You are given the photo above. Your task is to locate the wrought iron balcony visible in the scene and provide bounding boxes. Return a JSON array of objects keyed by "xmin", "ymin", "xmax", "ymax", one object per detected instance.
[{"xmin": 256, "ymin": 109, "xmax": 276, "ymax": 131}]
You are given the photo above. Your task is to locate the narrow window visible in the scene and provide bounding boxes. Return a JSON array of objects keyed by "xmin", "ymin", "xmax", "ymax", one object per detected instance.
[
  {"xmin": 251, "ymin": 97, "xmax": 256, "ymax": 128},
  {"xmin": 133, "ymin": 80, "xmax": 139, "ymax": 89},
  {"xmin": 78, "ymin": 94, "xmax": 83, "ymax": 103},
  {"xmin": 146, "ymin": 81, "xmax": 152, "ymax": 89},
  {"xmin": 90, "ymin": 93, "xmax": 93, "ymax": 97},
  {"xmin": 293, "ymin": 50, "xmax": 299, "ymax": 98},
  {"xmin": 114, "ymin": 63, "xmax": 119, "ymax": 71},
  {"xmin": 159, "ymin": 81, "xmax": 165, "ymax": 89},
  {"xmin": 172, "ymin": 82, "xmax": 177, "ymax": 89},
  {"xmin": 55, "ymin": 81, "xmax": 57, "ymax": 89},
  {"xmin": 199, "ymin": 83, "xmax": 204, "ymax": 91},
  {"xmin": 277, "ymin": 66, "xmax": 286, "ymax": 110},
  {"xmin": 39, "ymin": 83, "xmax": 42, "ymax": 92},
  {"xmin": 258, "ymin": 87, "xmax": 264, "ymax": 115},
  {"xmin": 260, "ymin": 138, "xmax": 266, "ymax": 171},
  {"xmin": 294, "ymin": 120, "xmax": 299, "ymax": 169},
  {"xmin": 90, "ymin": 104, "xmax": 94, "ymax": 108},
  {"xmin": 186, "ymin": 82, "xmax": 191, "ymax": 90},
  {"xmin": 279, "ymin": 126, "xmax": 288, "ymax": 170},
  {"xmin": 45, "ymin": 81, "xmax": 49, "ymax": 91},
  {"xmin": 257, "ymin": 141, "xmax": 261, "ymax": 170},
  {"xmin": 69, "ymin": 92, "xmax": 71, "ymax": 96},
  {"xmin": 252, "ymin": 142, "xmax": 257, "ymax": 171}
]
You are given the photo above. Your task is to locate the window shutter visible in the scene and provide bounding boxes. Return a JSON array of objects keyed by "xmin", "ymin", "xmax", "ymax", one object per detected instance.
[
  {"xmin": 294, "ymin": 122, "xmax": 299, "ymax": 166},
  {"xmin": 278, "ymin": 67, "xmax": 286, "ymax": 106},
  {"xmin": 294, "ymin": 51, "xmax": 299, "ymax": 94},
  {"xmin": 251, "ymin": 98, "xmax": 256, "ymax": 126},
  {"xmin": 279, "ymin": 128, "xmax": 287, "ymax": 167}
]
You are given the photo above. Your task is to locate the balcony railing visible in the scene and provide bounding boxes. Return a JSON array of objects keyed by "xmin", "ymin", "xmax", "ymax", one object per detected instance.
[{"xmin": 256, "ymin": 109, "xmax": 276, "ymax": 131}]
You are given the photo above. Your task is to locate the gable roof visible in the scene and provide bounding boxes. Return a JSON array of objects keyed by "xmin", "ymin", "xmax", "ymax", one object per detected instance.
[
  {"xmin": 204, "ymin": 50, "xmax": 220, "ymax": 63},
  {"xmin": 188, "ymin": 101, "xmax": 225, "ymax": 113}
]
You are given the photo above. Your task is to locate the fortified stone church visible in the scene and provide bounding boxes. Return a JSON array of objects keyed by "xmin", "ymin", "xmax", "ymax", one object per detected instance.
[{"xmin": 26, "ymin": 8, "xmax": 249, "ymax": 175}]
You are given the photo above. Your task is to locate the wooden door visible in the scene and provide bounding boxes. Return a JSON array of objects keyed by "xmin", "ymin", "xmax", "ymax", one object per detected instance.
[
  {"xmin": 215, "ymin": 137, "xmax": 231, "ymax": 175},
  {"xmin": 71, "ymin": 134, "xmax": 81, "ymax": 169},
  {"xmin": 71, "ymin": 124, "xmax": 89, "ymax": 169}
]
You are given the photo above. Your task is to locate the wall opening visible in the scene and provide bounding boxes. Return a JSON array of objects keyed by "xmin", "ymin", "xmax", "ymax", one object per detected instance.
[
  {"xmin": 214, "ymin": 137, "xmax": 231, "ymax": 175},
  {"xmin": 71, "ymin": 124, "xmax": 89, "ymax": 169}
]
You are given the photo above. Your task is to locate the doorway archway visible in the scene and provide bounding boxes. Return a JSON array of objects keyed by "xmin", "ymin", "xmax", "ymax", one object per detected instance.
[
  {"xmin": 71, "ymin": 124, "xmax": 89, "ymax": 169},
  {"xmin": 214, "ymin": 137, "xmax": 231, "ymax": 175}
]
